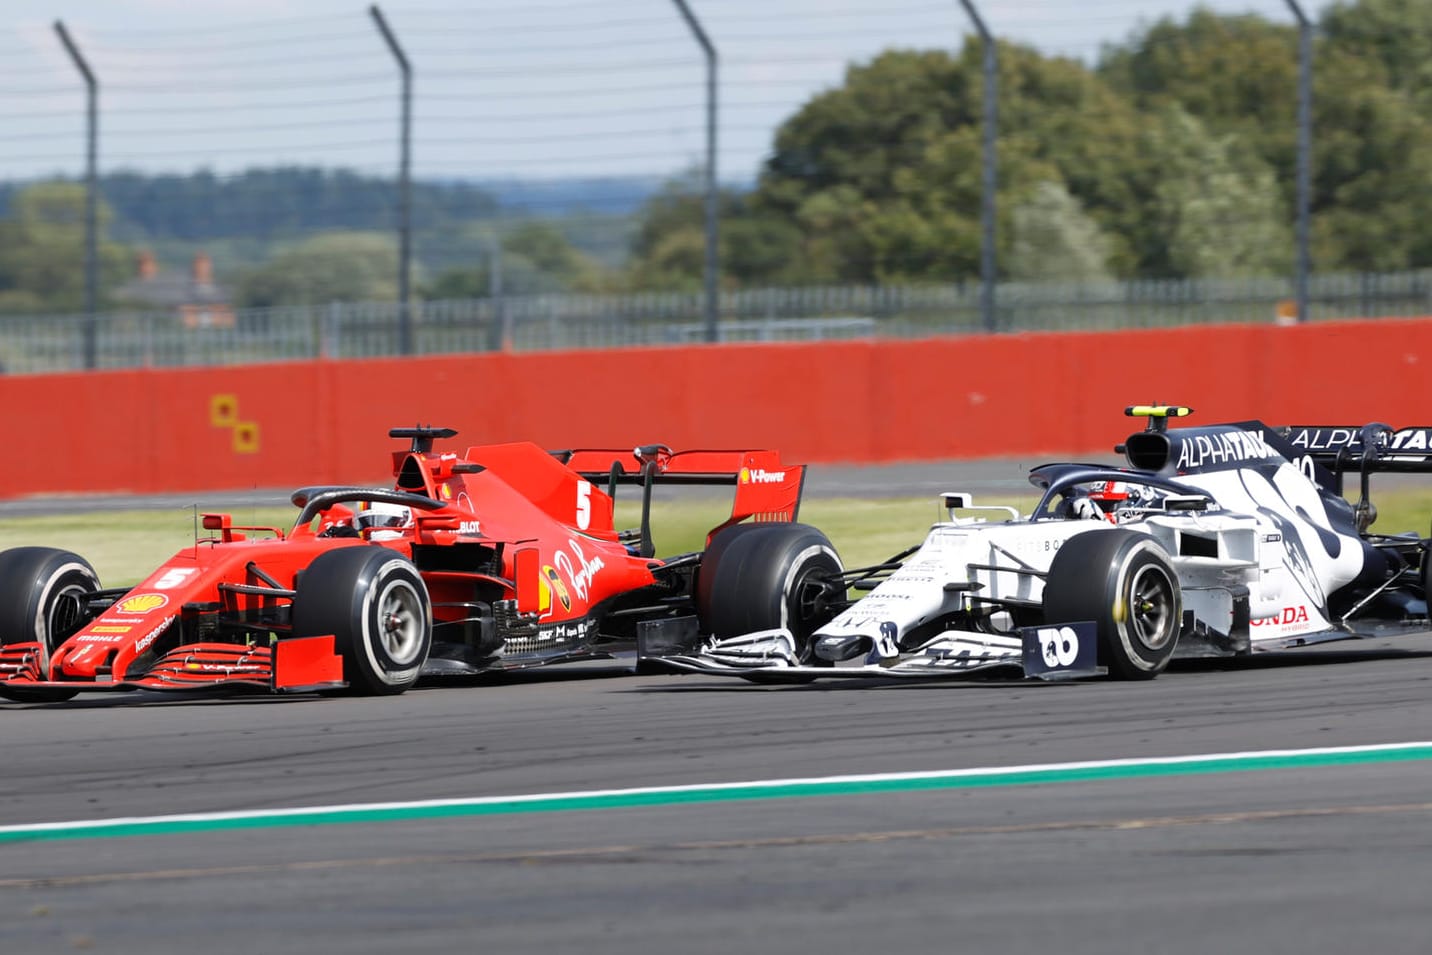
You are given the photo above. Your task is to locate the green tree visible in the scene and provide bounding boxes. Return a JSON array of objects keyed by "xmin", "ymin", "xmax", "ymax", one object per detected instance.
[
  {"xmin": 1098, "ymin": 4, "xmax": 1432, "ymax": 271},
  {"xmin": 424, "ymin": 221, "xmax": 609, "ymax": 299},
  {"xmin": 624, "ymin": 177, "xmax": 805, "ymax": 290},
  {"xmin": 1322, "ymin": 0, "xmax": 1432, "ymax": 107},
  {"xmin": 749, "ymin": 44, "xmax": 1156, "ymax": 283},
  {"xmin": 1008, "ymin": 181, "xmax": 1115, "ymax": 282},
  {"xmin": 502, "ymin": 222, "xmax": 606, "ymax": 292},
  {"xmin": 235, "ymin": 231, "xmax": 401, "ymax": 307},
  {"xmin": 93, "ymin": 167, "xmax": 498, "ymax": 242},
  {"xmin": 1307, "ymin": 49, "xmax": 1432, "ymax": 269},
  {"xmin": 752, "ymin": 49, "xmax": 980, "ymax": 283},
  {"xmin": 0, "ymin": 181, "xmax": 130, "ymax": 313},
  {"xmin": 621, "ymin": 1, "xmax": 1432, "ymax": 287},
  {"xmin": 1144, "ymin": 107, "xmax": 1291, "ymax": 277},
  {"xmin": 1099, "ymin": 11, "xmax": 1302, "ymax": 192}
]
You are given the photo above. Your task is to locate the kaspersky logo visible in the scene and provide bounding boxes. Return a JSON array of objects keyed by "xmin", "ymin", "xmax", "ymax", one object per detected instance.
[
  {"xmin": 118, "ymin": 593, "xmax": 169, "ymax": 614},
  {"xmin": 739, "ymin": 467, "xmax": 787, "ymax": 485}
]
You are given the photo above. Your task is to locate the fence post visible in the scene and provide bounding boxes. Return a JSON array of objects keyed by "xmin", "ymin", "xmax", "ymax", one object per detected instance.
[
  {"xmin": 1285, "ymin": 0, "xmax": 1313, "ymax": 324},
  {"xmin": 488, "ymin": 234, "xmax": 510, "ymax": 351},
  {"xmin": 671, "ymin": 0, "xmax": 720, "ymax": 344},
  {"xmin": 369, "ymin": 5, "xmax": 414, "ymax": 354},
  {"xmin": 955, "ymin": 1, "xmax": 997, "ymax": 333},
  {"xmin": 54, "ymin": 22, "xmax": 99, "ymax": 370}
]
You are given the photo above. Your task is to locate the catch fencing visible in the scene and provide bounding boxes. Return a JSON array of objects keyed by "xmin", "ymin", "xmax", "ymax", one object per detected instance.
[{"xmin": 1, "ymin": 269, "xmax": 1430, "ymax": 374}]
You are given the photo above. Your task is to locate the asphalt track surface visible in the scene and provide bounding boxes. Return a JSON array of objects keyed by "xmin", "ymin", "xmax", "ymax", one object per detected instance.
[{"xmin": 4, "ymin": 462, "xmax": 1432, "ymax": 954}]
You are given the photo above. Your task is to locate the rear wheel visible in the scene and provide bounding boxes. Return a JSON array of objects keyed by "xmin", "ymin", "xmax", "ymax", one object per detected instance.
[
  {"xmin": 697, "ymin": 523, "xmax": 843, "ymax": 662},
  {"xmin": 0, "ymin": 547, "xmax": 98, "ymax": 702},
  {"xmin": 1043, "ymin": 529, "xmax": 1181, "ymax": 680},
  {"xmin": 292, "ymin": 547, "xmax": 432, "ymax": 695}
]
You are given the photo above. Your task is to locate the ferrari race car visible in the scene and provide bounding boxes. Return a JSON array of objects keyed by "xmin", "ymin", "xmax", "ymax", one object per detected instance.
[
  {"xmin": 647, "ymin": 405, "xmax": 1432, "ymax": 683},
  {"xmin": 0, "ymin": 428, "xmax": 841, "ymax": 701}
]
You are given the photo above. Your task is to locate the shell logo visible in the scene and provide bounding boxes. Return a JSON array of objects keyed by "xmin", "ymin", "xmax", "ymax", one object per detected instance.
[
  {"xmin": 738, "ymin": 467, "xmax": 751, "ymax": 484},
  {"xmin": 119, "ymin": 593, "xmax": 169, "ymax": 614},
  {"xmin": 543, "ymin": 566, "xmax": 572, "ymax": 612},
  {"xmin": 440, "ymin": 484, "xmax": 453, "ymax": 500}
]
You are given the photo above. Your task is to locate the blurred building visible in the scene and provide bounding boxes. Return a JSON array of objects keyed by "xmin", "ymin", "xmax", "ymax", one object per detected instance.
[{"xmin": 115, "ymin": 250, "xmax": 235, "ymax": 328}]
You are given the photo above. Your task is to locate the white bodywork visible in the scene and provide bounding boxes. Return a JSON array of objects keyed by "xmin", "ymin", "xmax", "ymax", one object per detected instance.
[{"xmin": 674, "ymin": 424, "xmax": 1404, "ymax": 680}]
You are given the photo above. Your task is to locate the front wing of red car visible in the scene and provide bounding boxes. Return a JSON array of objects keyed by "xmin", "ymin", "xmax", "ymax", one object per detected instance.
[{"xmin": 0, "ymin": 635, "xmax": 345, "ymax": 694}]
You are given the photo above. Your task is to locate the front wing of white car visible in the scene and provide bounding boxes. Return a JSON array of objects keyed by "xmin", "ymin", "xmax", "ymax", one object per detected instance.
[{"xmin": 652, "ymin": 623, "xmax": 1106, "ymax": 683}]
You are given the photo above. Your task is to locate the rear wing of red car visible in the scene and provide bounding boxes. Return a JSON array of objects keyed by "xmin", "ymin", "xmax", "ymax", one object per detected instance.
[
  {"xmin": 558, "ymin": 444, "xmax": 806, "ymax": 556},
  {"xmin": 388, "ymin": 428, "xmax": 807, "ymax": 559}
]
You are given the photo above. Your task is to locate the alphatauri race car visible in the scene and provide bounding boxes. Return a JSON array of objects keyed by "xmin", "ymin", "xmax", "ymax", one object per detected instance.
[
  {"xmin": 646, "ymin": 406, "xmax": 1432, "ymax": 682},
  {"xmin": 0, "ymin": 428, "xmax": 840, "ymax": 700}
]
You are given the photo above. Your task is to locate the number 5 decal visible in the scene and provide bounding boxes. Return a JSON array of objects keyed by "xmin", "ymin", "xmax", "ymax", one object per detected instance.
[{"xmin": 576, "ymin": 480, "xmax": 592, "ymax": 530}]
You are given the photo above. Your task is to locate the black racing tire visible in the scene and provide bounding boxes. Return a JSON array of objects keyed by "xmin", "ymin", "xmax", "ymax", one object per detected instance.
[
  {"xmin": 697, "ymin": 522, "xmax": 769, "ymax": 578},
  {"xmin": 292, "ymin": 547, "xmax": 432, "ymax": 695},
  {"xmin": 693, "ymin": 522, "xmax": 781, "ymax": 623},
  {"xmin": 696, "ymin": 523, "xmax": 844, "ymax": 663},
  {"xmin": 1043, "ymin": 529, "xmax": 1182, "ymax": 680},
  {"xmin": 0, "ymin": 547, "xmax": 99, "ymax": 702}
]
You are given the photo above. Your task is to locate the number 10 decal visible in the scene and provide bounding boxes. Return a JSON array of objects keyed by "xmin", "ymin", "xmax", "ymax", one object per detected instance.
[{"xmin": 576, "ymin": 480, "xmax": 592, "ymax": 530}]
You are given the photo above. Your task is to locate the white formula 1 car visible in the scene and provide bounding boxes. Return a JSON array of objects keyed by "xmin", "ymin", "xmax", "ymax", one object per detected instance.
[{"xmin": 642, "ymin": 406, "xmax": 1432, "ymax": 682}]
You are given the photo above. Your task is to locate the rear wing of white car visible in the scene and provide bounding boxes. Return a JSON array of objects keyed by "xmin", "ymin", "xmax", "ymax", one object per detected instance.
[
  {"xmin": 1276, "ymin": 423, "xmax": 1432, "ymax": 517},
  {"xmin": 1280, "ymin": 424, "xmax": 1432, "ymax": 474},
  {"xmin": 1118, "ymin": 407, "xmax": 1432, "ymax": 477},
  {"xmin": 1116, "ymin": 408, "xmax": 1430, "ymax": 521}
]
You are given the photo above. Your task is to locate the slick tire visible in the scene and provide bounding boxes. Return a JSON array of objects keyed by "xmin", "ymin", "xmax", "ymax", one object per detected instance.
[
  {"xmin": 293, "ymin": 546, "xmax": 432, "ymax": 696},
  {"xmin": 1043, "ymin": 529, "xmax": 1182, "ymax": 680},
  {"xmin": 0, "ymin": 547, "xmax": 99, "ymax": 703},
  {"xmin": 697, "ymin": 523, "xmax": 843, "ymax": 663}
]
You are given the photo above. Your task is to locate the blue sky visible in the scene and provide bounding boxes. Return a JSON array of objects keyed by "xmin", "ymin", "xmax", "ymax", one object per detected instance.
[{"xmin": 3, "ymin": 0, "xmax": 1310, "ymax": 184}]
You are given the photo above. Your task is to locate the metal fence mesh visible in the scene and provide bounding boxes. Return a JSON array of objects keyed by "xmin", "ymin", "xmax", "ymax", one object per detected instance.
[{"xmin": 2, "ymin": 268, "xmax": 1429, "ymax": 374}]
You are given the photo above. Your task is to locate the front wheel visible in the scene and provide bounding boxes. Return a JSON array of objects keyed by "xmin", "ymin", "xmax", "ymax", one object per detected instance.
[
  {"xmin": 1043, "ymin": 529, "xmax": 1182, "ymax": 680},
  {"xmin": 696, "ymin": 523, "xmax": 844, "ymax": 662},
  {"xmin": 292, "ymin": 547, "xmax": 432, "ymax": 695},
  {"xmin": 0, "ymin": 547, "xmax": 98, "ymax": 702}
]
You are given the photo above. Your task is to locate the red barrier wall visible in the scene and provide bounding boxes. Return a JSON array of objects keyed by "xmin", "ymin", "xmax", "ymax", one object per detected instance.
[{"xmin": 3, "ymin": 317, "xmax": 1428, "ymax": 498}]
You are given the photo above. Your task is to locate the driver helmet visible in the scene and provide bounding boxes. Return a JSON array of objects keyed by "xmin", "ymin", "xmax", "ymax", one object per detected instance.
[
  {"xmin": 1075, "ymin": 481, "xmax": 1130, "ymax": 523},
  {"xmin": 1088, "ymin": 481, "xmax": 1130, "ymax": 508},
  {"xmin": 355, "ymin": 500, "xmax": 412, "ymax": 539}
]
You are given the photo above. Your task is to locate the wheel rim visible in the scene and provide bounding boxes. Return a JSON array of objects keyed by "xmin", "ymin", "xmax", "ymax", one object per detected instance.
[
  {"xmin": 46, "ymin": 584, "xmax": 88, "ymax": 645},
  {"xmin": 374, "ymin": 579, "xmax": 426, "ymax": 667},
  {"xmin": 1128, "ymin": 563, "xmax": 1177, "ymax": 651},
  {"xmin": 791, "ymin": 568, "xmax": 830, "ymax": 631}
]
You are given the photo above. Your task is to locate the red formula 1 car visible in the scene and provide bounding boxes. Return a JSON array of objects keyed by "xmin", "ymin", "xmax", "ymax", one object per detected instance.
[{"xmin": 0, "ymin": 428, "xmax": 843, "ymax": 701}]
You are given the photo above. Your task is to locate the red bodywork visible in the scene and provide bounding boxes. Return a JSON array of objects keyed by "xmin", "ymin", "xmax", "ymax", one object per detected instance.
[{"xmin": 0, "ymin": 435, "xmax": 806, "ymax": 695}]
